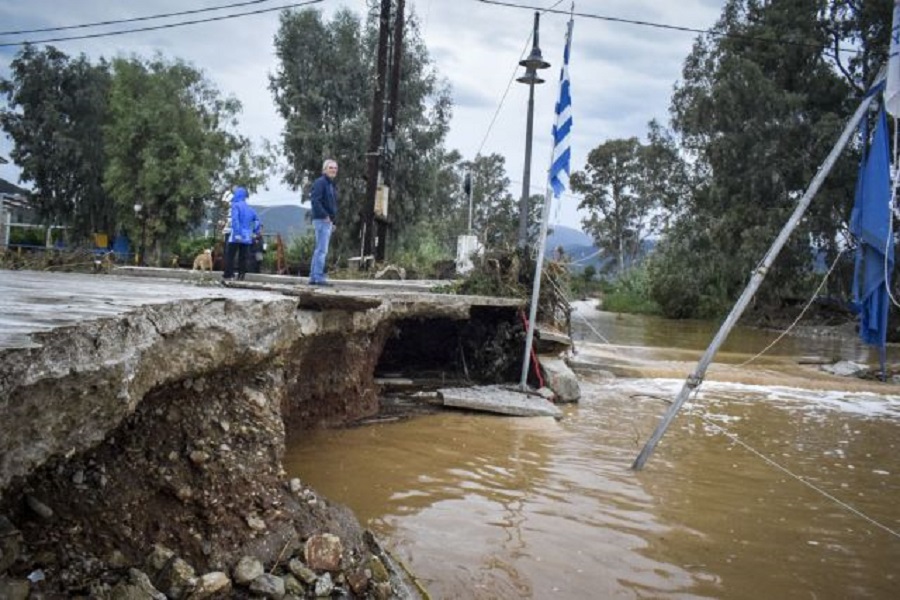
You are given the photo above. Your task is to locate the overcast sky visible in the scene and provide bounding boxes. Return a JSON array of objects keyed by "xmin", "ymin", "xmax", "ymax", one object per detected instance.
[{"xmin": 0, "ymin": 0, "xmax": 724, "ymax": 231}]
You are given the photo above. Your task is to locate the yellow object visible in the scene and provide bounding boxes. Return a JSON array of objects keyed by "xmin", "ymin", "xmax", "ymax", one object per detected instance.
[{"xmin": 375, "ymin": 185, "xmax": 389, "ymax": 218}]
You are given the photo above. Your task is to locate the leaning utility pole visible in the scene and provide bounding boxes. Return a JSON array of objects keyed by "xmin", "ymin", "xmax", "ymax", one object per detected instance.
[
  {"xmin": 363, "ymin": 0, "xmax": 392, "ymax": 263},
  {"xmin": 631, "ymin": 77, "xmax": 883, "ymax": 471}
]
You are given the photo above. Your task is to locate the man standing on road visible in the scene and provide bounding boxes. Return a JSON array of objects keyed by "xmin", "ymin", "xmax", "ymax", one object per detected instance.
[{"xmin": 308, "ymin": 159, "xmax": 338, "ymax": 286}]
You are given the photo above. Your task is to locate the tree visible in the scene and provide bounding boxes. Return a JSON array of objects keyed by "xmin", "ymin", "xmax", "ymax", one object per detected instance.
[
  {"xmin": 270, "ymin": 6, "xmax": 452, "ymax": 261},
  {"xmin": 394, "ymin": 147, "xmax": 466, "ymax": 257},
  {"xmin": 463, "ymin": 153, "xmax": 518, "ymax": 250},
  {"xmin": 270, "ymin": 8, "xmax": 369, "ymax": 195},
  {"xmin": 0, "ymin": 45, "xmax": 113, "ymax": 242},
  {"xmin": 651, "ymin": 0, "xmax": 891, "ymax": 318},
  {"xmin": 638, "ymin": 120, "xmax": 692, "ymax": 232},
  {"xmin": 572, "ymin": 137, "xmax": 648, "ymax": 274},
  {"xmin": 104, "ymin": 55, "xmax": 262, "ymax": 262},
  {"xmin": 822, "ymin": 0, "xmax": 892, "ymax": 93}
]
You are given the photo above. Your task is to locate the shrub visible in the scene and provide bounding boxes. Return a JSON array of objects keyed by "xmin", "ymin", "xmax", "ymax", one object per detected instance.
[{"xmin": 602, "ymin": 265, "xmax": 660, "ymax": 314}]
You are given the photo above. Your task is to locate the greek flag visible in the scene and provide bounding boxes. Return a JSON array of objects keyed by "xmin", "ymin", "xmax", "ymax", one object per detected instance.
[{"xmin": 550, "ymin": 17, "xmax": 574, "ymax": 198}]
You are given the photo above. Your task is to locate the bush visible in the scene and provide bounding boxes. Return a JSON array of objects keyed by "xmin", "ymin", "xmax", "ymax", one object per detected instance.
[
  {"xmin": 170, "ymin": 237, "xmax": 218, "ymax": 268},
  {"xmin": 8, "ymin": 226, "xmax": 46, "ymax": 248},
  {"xmin": 602, "ymin": 265, "xmax": 660, "ymax": 314},
  {"xmin": 389, "ymin": 224, "xmax": 454, "ymax": 279},
  {"xmin": 285, "ymin": 234, "xmax": 315, "ymax": 276},
  {"xmin": 568, "ymin": 264, "xmax": 605, "ymax": 299}
]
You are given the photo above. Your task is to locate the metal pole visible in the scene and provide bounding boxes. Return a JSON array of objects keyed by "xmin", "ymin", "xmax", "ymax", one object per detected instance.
[
  {"xmin": 466, "ymin": 171, "xmax": 474, "ymax": 233},
  {"xmin": 519, "ymin": 184, "xmax": 554, "ymax": 388},
  {"xmin": 140, "ymin": 214, "xmax": 147, "ymax": 267},
  {"xmin": 518, "ymin": 82, "xmax": 536, "ymax": 249},
  {"xmin": 631, "ymin": 88, "xmax": 880, "ymax": 470}
]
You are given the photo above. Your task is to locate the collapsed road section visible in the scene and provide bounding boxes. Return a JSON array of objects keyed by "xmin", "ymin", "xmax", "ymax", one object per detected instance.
[{"xmin": 0, "ymin": 269, "xmax": 526, "ymax": 597}]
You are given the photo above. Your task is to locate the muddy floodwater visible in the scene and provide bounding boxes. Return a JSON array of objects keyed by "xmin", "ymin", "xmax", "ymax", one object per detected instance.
[{"xmin": 284, "ymin": 306, "xmax": 900, "ymax": 599}]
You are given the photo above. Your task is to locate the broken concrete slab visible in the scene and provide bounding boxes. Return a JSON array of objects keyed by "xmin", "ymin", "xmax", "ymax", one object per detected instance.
[
  {"xmin": 438, "ymin": 385, "xmax": 562, "ymax": 418},
  {"xmin": 539, "ymin": 356, "xmax": 581, "ymax": 403}
]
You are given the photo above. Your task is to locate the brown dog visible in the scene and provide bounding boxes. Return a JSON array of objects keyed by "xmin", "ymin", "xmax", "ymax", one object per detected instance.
[{"xmin": 192, "ymin": 249, "xmax": 213, "ymax": 271}]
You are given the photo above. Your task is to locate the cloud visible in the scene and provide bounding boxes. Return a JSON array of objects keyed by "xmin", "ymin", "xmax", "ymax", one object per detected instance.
[{"xmin": 0, "ymin": 0, "xmax": 724, "ymax": 231}]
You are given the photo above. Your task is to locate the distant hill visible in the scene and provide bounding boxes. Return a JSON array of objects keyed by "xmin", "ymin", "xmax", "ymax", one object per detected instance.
[
  {"xmin": 250, "ymin": 205, "xmax": 310, "ymax": 242},
  {"xmin": 545, "ymin": 225, "xmax": 608, "ymax": 272},
  {"xmin": 546, "ymin": 225, "xmax": 592, "ymax": 249},
  {"xmin": 544, "ymin": 225, "xmax": 657, "ymax": 275}
]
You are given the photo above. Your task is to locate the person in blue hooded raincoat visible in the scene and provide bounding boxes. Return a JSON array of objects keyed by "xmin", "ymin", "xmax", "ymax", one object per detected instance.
[{"xmin": 222, "ymin": 186, "xmax": 260, "ymax": 281}]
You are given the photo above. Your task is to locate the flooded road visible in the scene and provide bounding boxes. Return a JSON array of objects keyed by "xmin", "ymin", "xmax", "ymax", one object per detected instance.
[{"xmin": 284, "ymin": 306, "xmax": 900, "ymax": 599}]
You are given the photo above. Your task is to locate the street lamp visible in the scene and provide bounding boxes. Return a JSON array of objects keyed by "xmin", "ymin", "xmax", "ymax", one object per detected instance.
[
  {"xmin": 516, "ymin": 11, "xmax": 550, "ymax": 250},
  {"xmin": 133, "ymin": 202, "xmax": 146, "ymax": 266}
]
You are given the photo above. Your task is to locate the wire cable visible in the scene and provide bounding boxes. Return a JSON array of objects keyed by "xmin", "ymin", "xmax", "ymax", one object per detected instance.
[
  {"xmin": 737, "ymin": 248, "xmax": 845, "ymax": 367},
  {"xmin": 478, "ymin": 0, "xmax": 859, "ymax": 55},
  {"xmin": 694, "ymin": 406, "xmax": 900, "ymax": 541},
  {"xmin": 475, "ymin": 32, "xmax": 532, "ymax": 158},
  {"xmin": 475, "ymin": 0, "xmax": 566, "ymax": 158},
  {"xmin": 545, "ymin": 272, "xmax": 610, "ymax": 344},
  {"xmin": 0, "ymin": 0, "xmax": 276, "ymax": 37},
  {"xmin": 0, "ymin": 1, "xmax": 323, "ymax": 48},
  {"xmin": 637, "ymin": 387, "xmax": 900, "ymax": 541}
]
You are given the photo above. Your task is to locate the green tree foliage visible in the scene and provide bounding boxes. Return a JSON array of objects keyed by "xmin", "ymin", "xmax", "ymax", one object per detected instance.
[
  {"xmin": 392, "ymin": 147, "xmax": 465, "ymax": 260},
  {"xmin": 270, "ymin": 8, "xmax": 369, "ymax": 197},
  {"xmin": 573, "ymin": 120, "xmax": 688, "ymax": 278},
  {"xmin": 822, "ymin": 0, "xmax": 892, "ymax": 91},
  {"xmin": 0, "ymin": 45, "xmax": 113, "ymax": 242},
  {"xmin": 573, "ymin": 137, "xmax": 642, "ymax": 275},
  {"xmin": 650, "ymin": 0, "xmax": 891, "ymax": 318},
  {"xmin": 104, "ymin": 55, "xmax": 260, "ymax": 261},
  {"xmin": 386, "ymin": 14, "xmax": 454, "ymax": 233},
  {"xmin": 573, "ymin": 137, "xmax": 660, "ymax": 275},
  {"xmin": 270, "ymin": 7, "xmax": 452, "ymax": 259},
  {"xmin": 1, "ymin": 46, "xmax": 268, "ymax": 255},
  {"xmin": 464, "ymin": 153, "xmax": 518, "ymax": 250}
]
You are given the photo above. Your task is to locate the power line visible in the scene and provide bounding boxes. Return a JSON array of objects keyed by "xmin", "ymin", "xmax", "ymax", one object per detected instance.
[
  {"xmin": 478, "ymin": 0, "xmax": 858, "ymax": 55},
  {"xmin": 475, "ymin": 32, "xmax": 532, "ymax": 158},
  {"xmin": 0, "ymin": 0, "xmax": 276, "ymax": 37},
  {"xmin": 0, "ymin": 1, "xmax": 323, "ymax": 48},
  {"xmin": 475, "ymin": 0, "xmax": 566, "ymax": 158}
]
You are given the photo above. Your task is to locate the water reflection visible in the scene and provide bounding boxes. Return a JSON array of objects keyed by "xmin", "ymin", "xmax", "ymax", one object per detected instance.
[
  {"xmin": 285, "ymin": 310, "xmax": 900, "ymax": 599},
  {"xmin": 570, "ymin": 302, "xmax": 889, "ymax": 365}
]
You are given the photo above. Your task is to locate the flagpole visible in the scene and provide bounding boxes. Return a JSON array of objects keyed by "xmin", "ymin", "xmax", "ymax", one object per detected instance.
[{"xmin": 520, "ymin": 12, "xmax": 574, "ymax": 389}]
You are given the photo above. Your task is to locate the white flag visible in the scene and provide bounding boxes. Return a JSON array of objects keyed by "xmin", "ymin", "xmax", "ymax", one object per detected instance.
[{"xmin": 887, "ymin": 0, "xmax": 900, "ymax": 117}]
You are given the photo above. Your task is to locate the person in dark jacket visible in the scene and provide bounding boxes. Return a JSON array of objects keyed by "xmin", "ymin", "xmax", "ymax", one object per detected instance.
[
  {"xmin": 222, "ymin": 186, "xmax": 259, "ymax": 281},
  {"xmin": 308, "ymin": 159, "xmax": 338, "ymax": 285}
]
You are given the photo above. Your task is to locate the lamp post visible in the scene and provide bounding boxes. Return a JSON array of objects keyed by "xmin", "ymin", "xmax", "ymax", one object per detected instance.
[
  {"xmin": 516, "ymin": 11, "xmax": 550, "ymax": 249},
  {"xmin": 133, "ymin": 202, "xmax": 146, "ymax": 266}
]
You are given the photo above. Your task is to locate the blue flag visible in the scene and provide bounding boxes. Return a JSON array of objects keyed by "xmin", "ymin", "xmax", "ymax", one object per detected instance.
[
  {"xmin": 850, "ymin": 105, "xmax": 894, "ymax": 371},
  {"xmin": 549, "ymin": 18, "xmax": 573, "ymax": 198}
]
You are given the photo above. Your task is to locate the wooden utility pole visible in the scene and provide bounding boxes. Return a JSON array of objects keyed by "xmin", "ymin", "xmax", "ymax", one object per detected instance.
[
  {"xmin": 375, "ymin": 0, "xmax": 404, "ymax": 262},
  {"xmin": 363, "ymin": 0, "xmax": 392, "ymax": 262}
]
